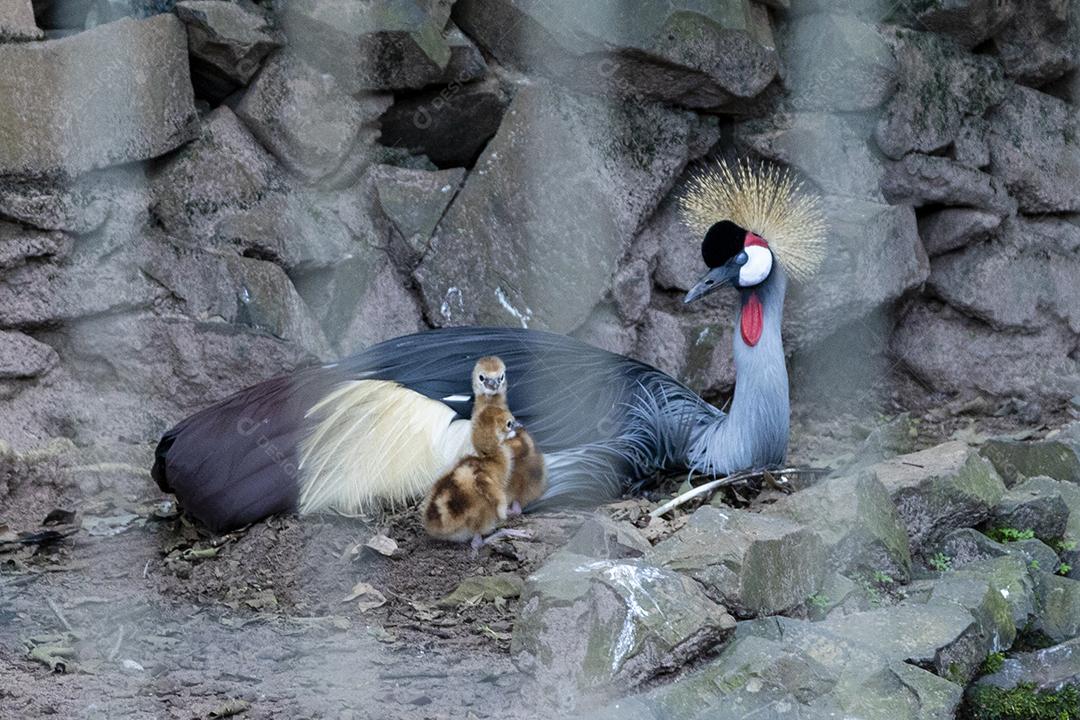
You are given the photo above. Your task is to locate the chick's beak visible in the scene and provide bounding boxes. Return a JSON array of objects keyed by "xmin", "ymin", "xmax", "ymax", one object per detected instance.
[
  {"xmin": 483, "ymin": 378, "xmax": 502, "ymax": 392},
  {"xmin": 684, "ymin": 263, "xmax": 740, "ymax": 304}
]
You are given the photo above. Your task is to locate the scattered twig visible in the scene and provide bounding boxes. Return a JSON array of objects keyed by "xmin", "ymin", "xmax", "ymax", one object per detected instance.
[
  {"xmin": 106, "ymin": 625, "xmax": 124, "ymax": 662},
  {"xmin": 46, "ymin": 597, "xmax": 74, "ymax": 633},
  {"xmin": 647, "ymin": 467, "xmax": 824, "ymax": 519}
]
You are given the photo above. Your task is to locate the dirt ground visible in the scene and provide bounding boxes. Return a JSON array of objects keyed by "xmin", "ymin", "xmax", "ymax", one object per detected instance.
[{"xmin": 0, "ymin": 462, "xmax": 586, "ymax": 720}]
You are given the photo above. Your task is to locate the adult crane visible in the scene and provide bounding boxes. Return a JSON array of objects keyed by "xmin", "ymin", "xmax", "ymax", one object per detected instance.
[{"xmin": 152, "ymin": 161, "xmax": 827, "ymax": 532}]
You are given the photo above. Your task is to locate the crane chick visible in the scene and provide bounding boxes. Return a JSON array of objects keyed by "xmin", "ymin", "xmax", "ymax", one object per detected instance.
[
  {"xmin": 422, "ymin": 405, "xmax": 522, "ymax": 552},
  {"xmin": 471, "ymin": 356, "xmax": 547, "ymax": 516}
]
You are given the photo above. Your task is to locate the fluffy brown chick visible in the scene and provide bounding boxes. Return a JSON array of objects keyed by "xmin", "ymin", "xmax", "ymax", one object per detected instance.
[
  {"xmin": 422, "ymin": 405, "xmax": 519, "ymax": 549},
  {"xmin": 469, "ymin": 356, "xmax": 547, "ymax": 516}
]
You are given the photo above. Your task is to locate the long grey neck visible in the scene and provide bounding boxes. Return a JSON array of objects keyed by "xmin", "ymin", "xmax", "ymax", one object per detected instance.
[{"xmin": 689, "ymin": 268, "xmax": 790, "ymax": 476}]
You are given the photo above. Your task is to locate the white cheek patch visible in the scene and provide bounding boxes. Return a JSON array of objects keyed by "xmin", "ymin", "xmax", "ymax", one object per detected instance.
[{"xmin": 739, "ymin": 245, "xmax": 773, "ymax": 286}]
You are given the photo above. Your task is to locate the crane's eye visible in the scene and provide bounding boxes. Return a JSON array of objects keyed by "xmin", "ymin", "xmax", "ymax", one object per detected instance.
[{"xmin": 735, "ymin": 252, "xmax": 748, "ymax": 265}]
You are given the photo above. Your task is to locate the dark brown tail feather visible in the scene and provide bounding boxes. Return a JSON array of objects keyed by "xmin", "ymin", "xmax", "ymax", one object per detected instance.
[{"xmin": 152, "ymin": 367, "xmax": 341, "ymax": 533}]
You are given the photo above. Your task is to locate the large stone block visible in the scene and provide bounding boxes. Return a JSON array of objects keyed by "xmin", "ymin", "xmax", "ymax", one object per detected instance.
[
  {"xmin": 0, "ymin": 330, "xmax": 57, "ymax": 380},
  {"xmin": 881, "ymin": 154, "xmax": 1015, "ymax": 216},
  {"xmin": 0, "ymin": 15, "xmax": 197, "ymax": 178},
  {"xmin": 929, "ymin": 216, "xmax": 1080, "ymax": 333},
  {"xmin": 766, "ymin": 472, "xmax": 912, "ymax": 581},
  {"xmin": 454, "ymin": 0, "xmax": 777, "ymax": 109},
  {"xmin": 645, "ymin": 506, "xmax": 826, "ymax": 618},
  {"xmin": 415, "ymin": 81, "xmax": 693, "ymax": 332},
  {"xmin": 867, "ymin": 441, "xmax": 1006, "ymax": 552},
  {"xmin": 900, "ymin": 0, "xmax": 1017, "ymax": 47},
  {"xmin": 512, "ymin": 552, "xmax": 735, "ymax": 705},
  {"xmin": 0, "ymin": 0, "xmax": 43, "ymax": 40},
  {"xmin": 986, "ymin": 85, "xmax": 1080, "ymax": 214},
  {"xmin": 993, "ymin": 0, "xmax": 1079, "ymax": 85},
  {"xmin": 280, "ymin": 0, "xmax": 454, "ymax": 92},
  {"xmin": 892, "ymin": 300, "xmax": 1080, "ymax": 402},
  {"xmin": 987, "ymin": 476, "xmax": 1071, "ymax": 543},
  {"xmin": 176, "ymin": 0, "xmax": 283, "ymax": 95},
  {"xmin": 875, "ymin": 29, "xmax": 1008, "ymax": 160},
  {"xmin": 235, "ymin": 52, "xmax": 391, "ymax": 184}
]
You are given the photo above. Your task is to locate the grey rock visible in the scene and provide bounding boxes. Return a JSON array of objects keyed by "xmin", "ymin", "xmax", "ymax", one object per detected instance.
[
  {"xmin": 370, "ymin": 164, "xmax": 463, "ymax": 271},
  {"xmin": 0, "ymin": 331, "xmax": 58, "ymax": 380},
  {"xmin": 280, "ymin": 0, "xmax": 453, "ymax": 92},
  {"xmin": 139, "ymin": 244, "xmax": 331, "ymax": 357},
  {"xmin": 734, "ymin": 112, "xmax": 886, "ymax": 202},
  {"xmin": 975, "ymin": 636, "xmax": 1080, "ymax": 693},
  {"xmin": 926, "ymin": 574, "xmax": 1016, "ymax": 676},
  {"xmin": 952, "ymin": 117, "xmax": 991, "ymax": 168},
  {"xmin": 453, "ymin": 0, "xmax": 778, "ymax": 109},
  {"xmin": 150, "ymin": 106, "xmax": 280, "ymax": 243},
  {"xmin": 0, "ymin": 175, "xmax": 115, "ymax": 235},
  {"xmin": 214, "ymin": 184, "xmax": 374, "ymax": 272},
  {"xmin": 0, "ymin": 0, "xmax": 43, "ymax": 40},
  {"xmin": 592, "ymin": 626, "xmax": 962, "ymax": 720},
  {"xmin": 929, "ymin": 217, "xmax": 1080, "ymax": 333},
  {"xmin": 0, "ymin": 222, "xmax": 71, "ymax": 271},
  {"xmin": 634, "ymin": 305, "xmax": 735, "ymax": 397},
  {"xmin": 0, "ymin": 15, "xmax": 197, "ymax": 178},
  {"xmin": 783, "ymin": 196, "xmax": 928, "ymax": 353},
  {"xmin": 868, "ymin": 441, "xmax": 1006, "ymax": 552},
  {"xmin": 986, "ymin": 85, "xmax": 1080, "ymax": 214},
  {"xmin": 948, "ymin": 555, "xmax": 1036, "ymax": 629},
  {"xmin": 1029, "ymin": 572, "xmax": 1080, "ymax": 644},
  {"xmin": 610, "ymin": 259, "xmax": 652, "ymax": 325},
  {"xmin": 378, "ymin": 78, "xmax": 511, "ymax": 169},
  {"xmin": 434, "ymin": 21, "xmax": 487, "ymax": 85},
  {"xmin": 987, "ymin": 476, "xmax": 1071, "ymax": 543},
  {"xmin": 875, "ymin": 29, "xmax": 1008, "ymax": 160},
  {"xmin": 236, "ymin": 52, "xmax": 391, "ymax": 184},
  {"xmin": 767, "ymin": 472, "xmax": 912, "ymax": 581},
  {"xmin": 646, "ymin": 506, "xmax": 826, "ymax": 618},
  {"xmin": 993, "ymin": 0, "xmax": 1079, "ymax": 85},
  {"xmin": 42, "ymin": 312, "xmax": 317, "ymax": 435},
  {"xmin": 881, "ymin": 154, "xmax": 1015, "ymax": 216},
  {"xmin": 821, "ymin": 602, "xmax": 987, "ymax": 683},
  {"xmin": 892, "ymin": 300, "xmax": 1080, "ymax": 402},
  {"xmin": 512, "ymin": 551, "xmax": 735, "ymax": 702},
  {"xmin": 563, "ymin": 513, "xmax": 653, "ymax": 560},
  {"xmin": 176, "ymin": 0, "xmax": 284, "ymax": 92},
  {"xmin": 933, "ymin": 527, "xmax": 1010, "ymax": 568},
  {"xmin": 294, "ymin": 254, "xmax": 423, "ymax": 356},
  {"xmin": 904, "ymin": 0, "xmax": 1017, "ymax": 47},
  {"xmin": 416, "ymin": 82, "xmax": 692, "ymax": 332},
  {"xmin": 980, "ymin": 428, "xmax": 1080, "ymax": 486},
  {"xmin": 648, "ymin": 198, "xmax": 704, "ymax": 293},
  {"xmin": 1009, "ymin": 538, "xmax": 1064, "ymax": 573},
  {"xmin": 571, "ymin": 306, "xmax": 639, "ymax": 357},
  {"xmin": 779, "ymin": 13, "xmax": 896, "ymax": 112},
  {"xmin": 918, "ymin": 208, "xmax": 1002, "ymax": 256}
]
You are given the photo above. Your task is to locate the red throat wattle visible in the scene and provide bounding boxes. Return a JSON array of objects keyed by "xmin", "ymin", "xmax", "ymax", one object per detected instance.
[{"xmin": 741, "ymin": 292, "xmax": 763, "ymax": 347}]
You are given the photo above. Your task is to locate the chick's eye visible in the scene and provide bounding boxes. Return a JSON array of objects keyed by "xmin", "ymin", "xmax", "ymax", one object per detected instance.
[
  {"xmin": 736, "ymin": 252, "xmax": 748, "ymax": 265},
  {"xmin": 478, "ymin": 374, "xmax": 485, "ymax": 382},
  {"xmin": 506, "ymin": 420, "xmax": 513, "ymax": 428}
]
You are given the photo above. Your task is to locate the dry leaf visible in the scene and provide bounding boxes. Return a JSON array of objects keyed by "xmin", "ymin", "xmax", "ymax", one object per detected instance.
[{"xmin": 342, "ymin": 581, "xmax": 387, "ymax": 613}]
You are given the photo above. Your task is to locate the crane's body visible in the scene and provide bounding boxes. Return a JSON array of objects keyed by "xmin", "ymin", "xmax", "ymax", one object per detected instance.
[{"xmin": 152, "ymin": 160, "xmax": 826, "ymax": 533}]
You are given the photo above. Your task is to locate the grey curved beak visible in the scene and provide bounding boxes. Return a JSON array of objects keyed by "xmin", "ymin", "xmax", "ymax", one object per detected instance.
[
  {"xmin": 684, "ymin": 264, "xmax": 739, "ymax": 304},
  {"xmin": 483, "ymin": 379, "xmax": 502, "ymax": 392}
]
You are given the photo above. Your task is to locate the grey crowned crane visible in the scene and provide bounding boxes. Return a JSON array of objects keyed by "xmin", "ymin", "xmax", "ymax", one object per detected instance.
[{"xmin": 152, "ymin": 161, "xmax": 828, "ymax": 532}]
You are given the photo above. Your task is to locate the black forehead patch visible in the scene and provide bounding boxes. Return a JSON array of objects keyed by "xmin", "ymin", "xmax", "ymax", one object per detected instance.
[{"xmin": 702, "ymin": 220, "xmax": 747, "ymax": 268}]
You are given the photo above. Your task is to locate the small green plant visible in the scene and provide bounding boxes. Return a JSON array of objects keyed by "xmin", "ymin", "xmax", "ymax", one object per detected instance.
[
  {"xmin": 1058, "ymin": 563, "xmax": 1073, "ymax": 576},
  {"xmin": 1056, "ymin": 538, "xmax": 1077, "ymax": 553},
  {"xmin": 807, "ymin": 593, "xmax": 830, "ymax": 611},
  {"xmin": 929, "ymin": 552, "xmax": 952, "ymax": 572},
  {"xmin": 981, "ymin": 651, "xmax": 1006, "ymax": 675},
  {"xmin": 987, "ymin": 527, "xmax": 1036, "ymax": 543},
  {"xmin": 1029, "ymin": 559, "xmax": 1041, "ymax": 571},
  {"xmin": 872, "ymin": 570, "xmax": 895, "ymax": 585}
]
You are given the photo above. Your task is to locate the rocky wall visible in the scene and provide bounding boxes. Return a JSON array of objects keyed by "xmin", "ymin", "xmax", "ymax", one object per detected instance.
[{"xmin": 0, "ymin": 0, "xmax": 1077, "ymax": 451}]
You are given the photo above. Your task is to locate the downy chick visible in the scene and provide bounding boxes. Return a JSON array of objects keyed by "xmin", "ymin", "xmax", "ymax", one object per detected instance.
[
  {"xmin": 471, "ymin": 356, "xmax": 547, "ymax": 516},
  {"xmin": 422, "ymin": 405, "xmax": 521, "ymax": 551}
]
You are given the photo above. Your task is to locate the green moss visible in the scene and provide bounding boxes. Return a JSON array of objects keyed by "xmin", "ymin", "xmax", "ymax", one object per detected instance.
[{"xmin": 963, "ymin": 683, "xmax": 1080, "ymax": 720}]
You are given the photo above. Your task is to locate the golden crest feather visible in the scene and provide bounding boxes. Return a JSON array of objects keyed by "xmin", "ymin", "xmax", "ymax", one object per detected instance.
[{"xmin": 678, "ymin": 159, "xmax": 829, "ymax": 282}]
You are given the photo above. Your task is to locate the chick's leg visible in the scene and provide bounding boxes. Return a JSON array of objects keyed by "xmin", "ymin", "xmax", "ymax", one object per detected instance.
[{"xmin": 507, "ymin": 500, "xmax": 523, "ymax": 517}]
